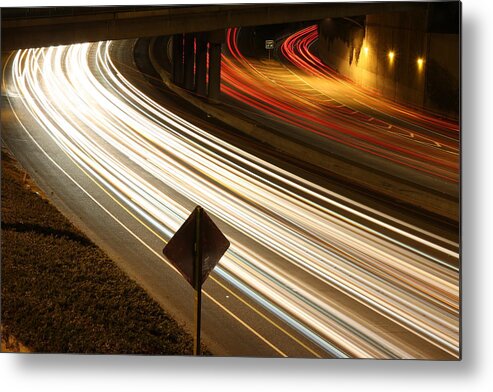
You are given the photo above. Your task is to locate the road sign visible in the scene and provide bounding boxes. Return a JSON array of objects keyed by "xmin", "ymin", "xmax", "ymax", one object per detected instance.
[
  {"xmin": 162, "ymin": 206, "xmax": 230, "ymax": 355},
  {"xmin": 265, "ymin": 39, "xmax": 274, "ymax": 50},
  {"xmin": 163, "ymin": 206, "xmax": 230, "ymax": 288}
]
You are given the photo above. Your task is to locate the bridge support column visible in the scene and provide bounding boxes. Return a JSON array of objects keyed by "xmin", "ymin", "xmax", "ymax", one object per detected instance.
[
  {"xmin": 207, "ymin": 43, "xmax": 221, "ymax": 101},
  {"xmin": 171, "ymin": 34, "xmax": 184, "ymax": 86},
  {"xmin": 207, "ymin": 29, "xmax": 225, "ymax": 102},
  {"xmin": 184, "ymin": 33, "xmax": 195, "ymax": 91},
  {"xmin": 195, "ymin": 33, "xmax": 208, "ymax": 96}
]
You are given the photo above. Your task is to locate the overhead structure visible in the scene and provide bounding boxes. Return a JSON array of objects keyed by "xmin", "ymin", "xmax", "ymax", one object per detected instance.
[{"xmin": 2, "ymin": 3, "xmax": 422, "ymax": 50}]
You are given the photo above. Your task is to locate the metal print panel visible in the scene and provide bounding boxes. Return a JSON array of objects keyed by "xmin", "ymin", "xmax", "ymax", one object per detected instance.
[{"xmin": 1, "ymin": 2, "xmax": 460, "ymax": 359}]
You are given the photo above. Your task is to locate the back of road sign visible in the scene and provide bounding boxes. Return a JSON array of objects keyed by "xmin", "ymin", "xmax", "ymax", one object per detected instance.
[
  {"xmin": 265, "ymin": 39, "xmax": 274, "ymax": 50},
  {"xmin": 163, "ymin": 206, "xmax": 230, "ymax": 288}
]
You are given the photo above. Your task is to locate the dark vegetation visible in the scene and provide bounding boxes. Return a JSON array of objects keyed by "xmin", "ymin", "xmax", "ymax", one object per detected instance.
[{"xmin": 1, "ymin": 149, "xmax": 197, "ymax": 354}]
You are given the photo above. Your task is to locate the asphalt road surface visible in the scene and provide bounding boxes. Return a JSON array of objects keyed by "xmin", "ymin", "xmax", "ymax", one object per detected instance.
[{"xmin": 1, "ymin": 39, "xmax": 459, "ymax": 358}]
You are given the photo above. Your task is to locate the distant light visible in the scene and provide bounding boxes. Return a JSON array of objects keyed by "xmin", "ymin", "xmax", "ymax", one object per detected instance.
[
  {"xmin": 388, "ymin": 51, "xmax": 395, "ymax": 62},
  {"xmin": 417, "ymin": 57, "xmax": 424, "ymax": 69},
  {"xmin": 364, "ymin": 46, "xmax": 369, "ymax": 55}
]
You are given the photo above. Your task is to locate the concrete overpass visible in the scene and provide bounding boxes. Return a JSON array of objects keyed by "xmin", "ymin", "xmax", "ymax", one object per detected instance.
[{"xmin": 1, "ymin": 3, "xmax": 423, "ymax": 51}]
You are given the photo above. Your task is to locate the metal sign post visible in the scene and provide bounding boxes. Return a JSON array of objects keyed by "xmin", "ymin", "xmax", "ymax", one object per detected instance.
[
  {"xmin": 162, "ymin": 206, "xmax": 230, "ymax": 356},
  {"xmin": 193, "ymin": 206, "xmax": 202, "ymax": 355}
]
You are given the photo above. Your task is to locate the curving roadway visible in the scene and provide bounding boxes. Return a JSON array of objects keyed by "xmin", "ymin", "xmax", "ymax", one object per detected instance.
[{"xmin": 1, "ymin": 39, "xmax": 459, "ymax": 358}]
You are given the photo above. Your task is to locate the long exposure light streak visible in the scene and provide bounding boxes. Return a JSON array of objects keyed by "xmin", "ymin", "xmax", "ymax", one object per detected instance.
[
  {"xmin": 221, "ymin": 26, "xmax": 459, "ymax": 184},
  {"xmin": 4, "ymin": 40, "xmax": 459, "ymax": 358}
]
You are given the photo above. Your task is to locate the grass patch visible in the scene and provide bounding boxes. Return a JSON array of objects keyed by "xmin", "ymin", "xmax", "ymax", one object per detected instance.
[{"xmin": 1, "ymin": 149, "xmax": 198, "ymax": 355}]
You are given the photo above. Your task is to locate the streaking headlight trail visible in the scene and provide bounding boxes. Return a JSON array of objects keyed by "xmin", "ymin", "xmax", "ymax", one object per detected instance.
[{"xmin": 4, "ymin": 41, "xmax": 459, "ymax": 358}]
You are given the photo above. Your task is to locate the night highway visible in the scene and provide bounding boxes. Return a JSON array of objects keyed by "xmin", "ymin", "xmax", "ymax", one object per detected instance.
[
  {"xmin": 222, "ymin": 25, "xmax": 459, "ymax": 191},
  {"xmin": 1, "ymin": 34, "xmax": 459, "ymax": 358}
]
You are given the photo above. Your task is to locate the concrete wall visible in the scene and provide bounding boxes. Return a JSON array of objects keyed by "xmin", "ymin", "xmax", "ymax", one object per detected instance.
[
  {"xmin": 318, "ymin": 9, "xmax": 459, "ymax": 119},
  {"xmin": 424, "ymin": 33, "xmax": 460, "ymax": 117}
]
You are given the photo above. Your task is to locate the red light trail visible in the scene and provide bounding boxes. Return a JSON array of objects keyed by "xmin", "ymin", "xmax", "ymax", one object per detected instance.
[{"xmin": 221, "ymin": 26, "xmax": 459, "ymax": 183}]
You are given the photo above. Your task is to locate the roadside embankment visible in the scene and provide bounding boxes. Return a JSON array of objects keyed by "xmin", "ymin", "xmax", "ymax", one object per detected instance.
[{"xmin": 1, "ymin": 147, "xmax": 199, "ymax": 354}]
